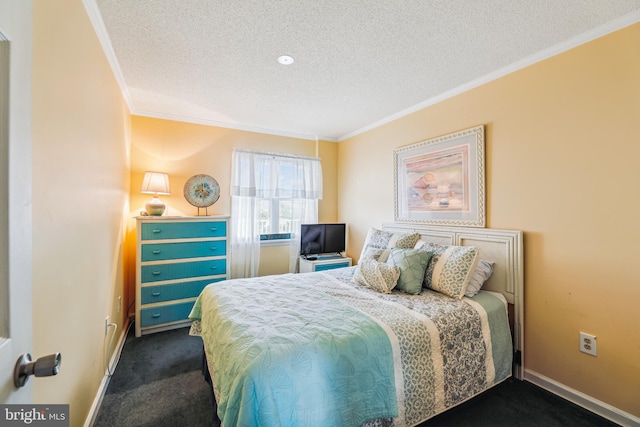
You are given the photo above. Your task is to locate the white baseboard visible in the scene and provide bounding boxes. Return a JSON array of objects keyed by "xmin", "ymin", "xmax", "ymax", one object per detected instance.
[
  {"xmin": 525, "ymin": 369, "xmax": 640, "ymax": 427},
  {"xmin": 83, "ymin": 319, "xmax": 131, "ymax": 427}
]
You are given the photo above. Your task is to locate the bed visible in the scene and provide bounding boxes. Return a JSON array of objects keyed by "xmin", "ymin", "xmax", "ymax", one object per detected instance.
[{"xmin": 189, "ymin": 223, "xmax": 524, "ymax": 427}]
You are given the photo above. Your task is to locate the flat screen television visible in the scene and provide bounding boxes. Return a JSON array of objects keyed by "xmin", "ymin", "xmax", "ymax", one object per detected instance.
[{"xmin": 299, "ymin": 223, "xmax": 346, "ymax": 257}]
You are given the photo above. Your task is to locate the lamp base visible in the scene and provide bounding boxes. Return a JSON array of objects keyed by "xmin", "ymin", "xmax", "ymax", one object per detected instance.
[{"xmin": 145, "ymin": 199, "xmax": 166, "ymax": 216}]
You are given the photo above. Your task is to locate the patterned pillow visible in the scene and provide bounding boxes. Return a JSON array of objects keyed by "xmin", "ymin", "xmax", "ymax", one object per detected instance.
[
  {"xmin": 353, "ymin": 258, "xmax": 401, "ymax": 294},
  {"xmin": 464, "ymin": 259, "xmax": 495, "ymax": 297},
  {"xmin": 417, "ymin": 241, "xmax": 479, "ymax": 299},
  {"xmin": 360, "ymin": 247, "xmax": 392, "ymax": 262},
  {"xmin": 359, "ymin": 228, "xmax": 420, "ymax": 263},
  {"xmin": 386, "ymin": 248, "xmax": 432, "ymax": 295}
]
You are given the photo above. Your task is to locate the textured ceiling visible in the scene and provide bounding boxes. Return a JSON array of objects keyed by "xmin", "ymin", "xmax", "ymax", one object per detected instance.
[{"xmin": 88, "ymin": 1, "xmax": 640, "ymax": 141}]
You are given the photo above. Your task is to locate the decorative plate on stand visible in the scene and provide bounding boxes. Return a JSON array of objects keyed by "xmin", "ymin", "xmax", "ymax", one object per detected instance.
[{"xmin": 183, "ymin": 174, "xmax": 220, "ymax": 215}]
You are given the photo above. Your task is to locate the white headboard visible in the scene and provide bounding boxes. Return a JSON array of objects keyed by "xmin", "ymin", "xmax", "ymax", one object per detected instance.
[{"xmin": 382, "ymin": 223, "xmax": 524, "ymax": 379}]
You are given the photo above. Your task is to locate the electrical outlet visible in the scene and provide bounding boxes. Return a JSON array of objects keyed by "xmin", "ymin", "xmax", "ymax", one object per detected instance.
[
  {"xmin": 580, "ymin": 332, "xmax": 597, "ymax": 356},
  {"xmin": 105, "ymin": 316, "xmax": 110, "ymax": 335},
  {"xmin": 117, "ymin": 296, "xmax": 122, "ymax": 313}
]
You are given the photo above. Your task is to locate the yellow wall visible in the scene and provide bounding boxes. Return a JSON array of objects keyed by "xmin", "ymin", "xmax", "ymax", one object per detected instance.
[
  {"xmin": 32, "ymin": 0, "xmax": 130, "ymax": 424},
  {"xmin": 338, "ymin": 24, "xmax": 640, "ymax": 417},
  {"xmin": 128, "ymin": 116, "xmax": 339, "ymax": 280}
]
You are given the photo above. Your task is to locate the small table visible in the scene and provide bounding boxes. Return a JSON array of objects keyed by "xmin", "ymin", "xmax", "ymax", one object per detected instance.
[{"xmin": 299, "ymin": 254, "xmax": 352, "ymax": 273}]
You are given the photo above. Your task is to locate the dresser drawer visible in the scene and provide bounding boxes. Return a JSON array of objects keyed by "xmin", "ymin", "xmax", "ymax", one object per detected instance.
[
  {"xmin": 141, "ymin": 240, "xmax": 227, "ymax": 261},
  {"xmin": 141, "ymin": 221, "xmax": 226, "ymax": 240},
  {"xmin": 141, "ymin": 259, "xmax": 226, "ymax": 283},
  {"xmin": 140, "ymin": 301, "xmax": 195, "ymax": 327},
  {"xmin": 141, "ymin": 278, "xmax": 224, "ymax": 304},
  {"xmin": 315, "ymin": 262, "xmax": 351, "ymax": 271}
]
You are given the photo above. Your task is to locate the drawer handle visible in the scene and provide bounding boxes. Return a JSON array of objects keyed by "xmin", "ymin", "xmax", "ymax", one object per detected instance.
[
  {"xmin": 152, "ymin": 313, "xmax": 161, "ymax": 318},
  {"xmin": 210, "ymin": 227, "xmax": 217, "ymax": 231},
  {"xmin": 210, "ymin": 266, "xmax": 217, "ymax": 270},
  {"xmin": 152, "ymin": 229, "xmax": 161, "ymax": 233},
  {"xmin": 152, "ymin": 250, "xmax": 161, "ymax": 254},
  {"xmin": 151, "ymin": 271, "xmax": 161, "ymax": 276},
  {"xmin": 210, "ymin": 246, "xmax": 217, "ymax": 251},
  {"xmin": 151, "ymin": 292, "xmax": 161, "ymax": 297}
]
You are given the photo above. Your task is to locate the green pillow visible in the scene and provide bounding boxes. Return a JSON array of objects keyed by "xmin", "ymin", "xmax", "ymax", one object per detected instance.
[{"xmin": 386, "ymin": 248, "xmax": 432, "ymax": 295}]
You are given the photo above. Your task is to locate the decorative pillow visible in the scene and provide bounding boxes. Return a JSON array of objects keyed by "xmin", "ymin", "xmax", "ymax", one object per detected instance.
[
  {"xmin": 360, "ymin": 247, "xmax": 392, "ymax": 263},
  {"xmin": 464, "ymin": 259, "xmax": 495, "ymax": 297},
  {"xmin": 353, "ymin": 259, "xmax": 401, "ymax": 294},
  {"xmin": 359, "ymin": 228, "xmax": 420, "ymax": 263},
  {"xmin": 417, "ymin": 241, "xmax": 479, "ymax": 299},
  {"xmin": 386, "ymin": 248, "xmax": 432, "ymax": 295}
]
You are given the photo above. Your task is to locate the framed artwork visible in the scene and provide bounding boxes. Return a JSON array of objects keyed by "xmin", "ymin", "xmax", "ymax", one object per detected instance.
[{"xmin": 394, "ymin": 125, "xmax": 485, "ymax": 227}]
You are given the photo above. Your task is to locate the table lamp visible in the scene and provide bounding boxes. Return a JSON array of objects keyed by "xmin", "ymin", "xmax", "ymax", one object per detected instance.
[{"xmin": 141, "ymin": 171, "xmax": 171, "ymax": 216}]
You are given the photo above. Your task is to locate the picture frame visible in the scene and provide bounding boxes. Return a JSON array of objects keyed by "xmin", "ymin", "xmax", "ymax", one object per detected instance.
[{"xmin": 394, "ymin": 125, "xmax": 485, "ymax": 227}]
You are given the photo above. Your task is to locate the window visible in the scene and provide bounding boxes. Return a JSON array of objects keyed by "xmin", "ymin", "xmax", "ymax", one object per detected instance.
[
  {"xmin": 258, "ymin": 198, "xmax": 306, "ymax": 239},
  {"xmin": 254, "ymin": 156, "xmax": 318, "ymax": 240},
  {"xmin": 231, "ymin": 149, "xmax": 322, "ymax": 276}
]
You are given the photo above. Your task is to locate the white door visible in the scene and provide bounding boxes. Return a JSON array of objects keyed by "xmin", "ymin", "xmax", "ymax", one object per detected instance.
[{"xmin": 0, "ymin": 6, "xmax": 34, "ymax": 404}]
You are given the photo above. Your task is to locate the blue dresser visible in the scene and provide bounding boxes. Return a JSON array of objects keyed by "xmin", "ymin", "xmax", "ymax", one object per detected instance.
[{"xmin": 135, "ymin": 216, "xmax": 229, "ymax": 336}]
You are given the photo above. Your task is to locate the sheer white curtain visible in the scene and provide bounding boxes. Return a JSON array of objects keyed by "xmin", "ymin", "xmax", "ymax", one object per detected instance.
[
  {"xmin": 230, "ymin": 149, "xmax": 322, "ymax": 278},
  {"xmin": 229, "ymin": 194, "xmax": 261, "ymax": 278},
  {"xmin": 288, "ymin": 199, "xmax": 318, "ymax": 273}
]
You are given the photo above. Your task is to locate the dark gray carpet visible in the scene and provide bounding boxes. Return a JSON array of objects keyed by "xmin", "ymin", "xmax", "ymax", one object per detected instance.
[
  {"xmin": 93, "ymin": 326, "xmax": 217, "ymax": 427},
  {"xmin": 94, "ymin": 326, "xmax": 619, "ymax": 427}
]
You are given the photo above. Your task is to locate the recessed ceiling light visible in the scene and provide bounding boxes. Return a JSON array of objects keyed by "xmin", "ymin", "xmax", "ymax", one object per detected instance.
[{"xmin": 277, "ymin": 55, "xmax": 294, "ymax": 65}]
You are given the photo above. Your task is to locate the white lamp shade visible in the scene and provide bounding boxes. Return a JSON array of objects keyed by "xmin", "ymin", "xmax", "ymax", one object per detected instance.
[{"xmin": 141, "ymin": 171, "xmax": 171, "ymax": 195}]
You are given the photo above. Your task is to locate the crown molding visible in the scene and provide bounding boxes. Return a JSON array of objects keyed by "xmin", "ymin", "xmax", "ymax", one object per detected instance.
[
  {"xmin": 83, "ymin": 0, "xmax": 134, "ymax": 112},
  {"xmin": 338, "ymin": 10, "xmax": 640, "ymax": 141},
  {"xmin": 84, "ymin": 1, "xmax": 639, "ymax": 144},
  {"xmin": 131, "ymin": 109, "xmax": 337, "ymax": 142}
]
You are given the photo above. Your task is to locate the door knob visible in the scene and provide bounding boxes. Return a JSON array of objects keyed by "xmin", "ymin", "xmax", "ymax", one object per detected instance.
[{"xmin": 13, "ymin": 353, "xmax": 62, "ymax": 388}]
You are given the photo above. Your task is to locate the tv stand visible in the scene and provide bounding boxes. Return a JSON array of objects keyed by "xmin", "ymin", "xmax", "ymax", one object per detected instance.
[{"xmin": 299, "ymin": 254, "xmax": 352, "ymax": 273}]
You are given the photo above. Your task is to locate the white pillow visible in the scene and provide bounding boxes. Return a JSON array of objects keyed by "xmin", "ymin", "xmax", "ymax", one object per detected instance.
[{"xmin": 464, "ymin": 259, "xmax": 495, "ymax": 297}]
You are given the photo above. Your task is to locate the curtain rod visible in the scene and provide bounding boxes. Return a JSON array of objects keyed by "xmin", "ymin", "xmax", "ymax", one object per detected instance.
[{"xmin": 233, "ymin": 148, "xmax": 320, "ymax": 161}]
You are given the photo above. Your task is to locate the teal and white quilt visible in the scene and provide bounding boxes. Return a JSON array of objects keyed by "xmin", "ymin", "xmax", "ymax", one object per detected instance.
[{"xmin": 189, "ymin": 267, "xmax": 512, "ymax": 427}]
